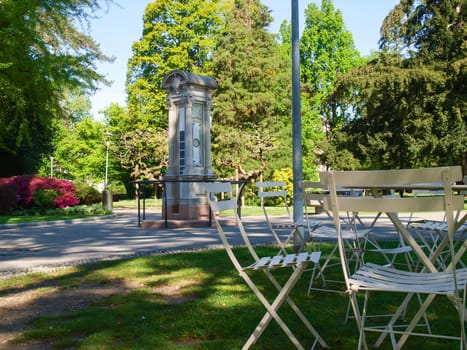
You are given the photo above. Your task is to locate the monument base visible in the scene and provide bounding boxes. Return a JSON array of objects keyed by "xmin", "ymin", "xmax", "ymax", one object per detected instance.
[
  {"xmin": 141, "ymin": 219, "xmax": 211, "ymax": 228},
  {"xmin": 163, "ymin": 203, "xmax": 210, "ymax": 221},
  {"xmin": 141, "ymin": 214, "xmax": 236, "ymax": 229}
]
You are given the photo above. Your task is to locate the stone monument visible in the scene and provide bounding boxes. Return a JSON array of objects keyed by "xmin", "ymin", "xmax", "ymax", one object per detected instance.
[{"xmin": 160, "ymin": 70, "xmax": 218, "ymax": 222}]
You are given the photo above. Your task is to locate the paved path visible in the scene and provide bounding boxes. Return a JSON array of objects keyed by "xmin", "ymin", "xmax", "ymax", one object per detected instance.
[
  {"xmin": 0, "ymin": 208, "xmax": 284, "ymax": 276},
  {"xmin": 0, "ymin": 208, "xmax": 445, "ymax": 277}
]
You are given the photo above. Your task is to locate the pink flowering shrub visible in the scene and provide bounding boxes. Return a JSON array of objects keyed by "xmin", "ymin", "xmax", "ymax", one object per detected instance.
[{"xmin": 0, "ymin": 175, "xmax": 80, "ymax": 209}]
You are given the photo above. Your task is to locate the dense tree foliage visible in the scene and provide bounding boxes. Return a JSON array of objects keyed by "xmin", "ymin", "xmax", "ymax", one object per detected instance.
[
  {"xmin": 326, "ymin": 0, "xmax": 466, "ymax": 171},
  {"xmin": 123, "ymin": 0, "xmax": 222, "ymax": 186},
  {"xmin": 5, "ymin": 0, "xmax": 464, "ymax": 193},
  {"xmin": 126, "ymin": 0, "xmax": 292, "ymax": 182},
  {"xmin": 379, "ymin": 0, "xmax": 466, "ymax": 63},
  {"xmin": 327, "ymin": 54, "xmax": 459, "ymax": 169},
  {"xmin": 126, "ymin": 0, "xmax": 222, "ymax": 130},
  {"xmin": 103, "ymin": 103, "xmax": 168, "ymax": 183},
  {"xmin": 49, "ymin": 117, "xmax": 107, "ymax": 183},
  {"xmin": 299, "ymin": 0, "xmax": 363, "ymax": 174},
  {"xmin": 0, "ymin": 0, "xmax": 112, "ymax": 176},
  {"xmin": 211, "ymin": 0, "xmax": 290, "ymax": 180},
  {"xmin": 61, "ymin": 88, "xmax": 93, "ymax": 125},
  {"xmin": 99, "ymin": 103, "xmax": 133, "ymax": 194}
]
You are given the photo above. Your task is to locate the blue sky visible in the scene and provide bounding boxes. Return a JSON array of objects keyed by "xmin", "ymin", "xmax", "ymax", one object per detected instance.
[{"xmin": 89, "ymin": 0, "xmax": 399, "ymax": 119}]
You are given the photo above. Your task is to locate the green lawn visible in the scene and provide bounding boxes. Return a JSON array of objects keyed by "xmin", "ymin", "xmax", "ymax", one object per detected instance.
[
  {"xmin": 0, "ymin": 213, "xmax": 105, "ymax": 225},
  {"xmin": 2, "ymin": 196, "xmax": 465, "ymax": 224},
  {"xmin": 1, "ymin": 243, "xmax": 463, "ymax": 350},
  {"xmin": 0, "ymin": 201, "xmax": 286, "ymax": 225},
  {"xmin": 0, "ymin": 203, "xmax": 109, "ymax": 225}
]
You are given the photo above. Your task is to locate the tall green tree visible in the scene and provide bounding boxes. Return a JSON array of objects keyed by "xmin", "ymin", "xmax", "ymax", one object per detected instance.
[
  {"xmin": 211, "ymin": 0, "xmax": 290, "ymax": 180},
  {"xmin": 329, "ymin": 54, "xmax": 455, "ymax": 169},
  {"xmin": 271, "ymin": 21, "xmax": 295, "ymax": 178},
  {"xmin": 380, "ymin": 0, "xmax": 466, "ymax": 170},
  {"xmin": 124, "ymin": 0, "xmax": 222, "ymax": 184},
  {"xmin": 379, "ymin": 0, "xmax": 466, "ymax": 63},
  {"xmin": 46, "ymin": 117, "xmax": 107, "ymax": 183},
  {"xmin": 327, "ymin": 0, "xmax": 466, "ymax": 171},
  {"xmin": 38, "ymin": 89, "xmax": 109, "ymax": 183},
  {"xmin": 61, "ymin": 88, "xmax": 93, "ymax": 126},
  {"xmin": 0, "ymin": 0, "xmax": 112, "ymax": 176},
  {"xmin": 103, "ymin": 102, "xmax": 168, "ymax": 184},
  {"xmin": 126, "ymin": 0, "xmax": 223, "ymax": 131},
  {"xmin": 300, "ymin": 0, "xmax": 363, "ymax": 173}
]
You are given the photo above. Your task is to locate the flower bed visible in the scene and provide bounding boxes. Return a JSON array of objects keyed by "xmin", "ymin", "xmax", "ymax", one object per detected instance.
[{"xmin": 0, "ymin": 175, "xmax": 80, "ymax": 212}]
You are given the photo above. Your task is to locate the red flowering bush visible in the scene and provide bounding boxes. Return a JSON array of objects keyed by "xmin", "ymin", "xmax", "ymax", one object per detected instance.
[{"xmin": 0, "ymin": 175, "xmax": 80, "ymax": 209}]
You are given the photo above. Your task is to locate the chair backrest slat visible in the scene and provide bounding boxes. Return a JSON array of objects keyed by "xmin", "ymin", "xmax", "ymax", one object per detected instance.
[
  {"xmin": 300, "ymin": 181, "xmax": 328, "ymax": 202},
  {"xmin": 320, "ymin": 166, "xmax": 462, "ymax": 188},
  {"xmin": 209, "ymin": 198, "xmax": 237, "ymax": 212},
  {"xmin": 258, "ymin": 190, "xmax": 287, "ymax": 198},
  {"xmin": 320, "ymin": 166, "xmax": 464, "ymax": 215},
  {"xmin": 324, "ymin": 195, "xmax": 464, "ymax": 213}
]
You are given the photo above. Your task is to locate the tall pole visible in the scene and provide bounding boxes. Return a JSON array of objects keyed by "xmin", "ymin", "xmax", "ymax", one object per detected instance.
[
  {"xmin": 50, "ymin": 157, "xmax": 54, "ymax": 178},
  {"xmin": 105, "ymin": 141, "xmax": 109, "ymax": 187},
  {"xmin": 291, "ymin": 0, "xmax": 305, "ymax": 248}
]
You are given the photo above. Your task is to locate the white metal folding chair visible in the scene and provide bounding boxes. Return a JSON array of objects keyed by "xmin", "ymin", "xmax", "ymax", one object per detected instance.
[
  {"xmin": 205, "ymin": 182, "xmax": 328, "ymax": 350},
  {"xmin": 300, "ymin": 181, "xmax": 371, "ymax": 294},
  {"xmin": 407, "ymin": 176, "xmax": 467, "ymax": 270},
  {"xmin": 367, "ymin": 194, "xmax": 416, "ymax": 271},
  {"xmin": 322, "ymin": 166, "xmax": 467, "ymax": 350},
  {"xmin": 256, "ymin": 181, "xmax": 310, "ymax": 254},
  {"xmin": 408, "ymin": 219, "xmax": 467, "ymax": 271}
]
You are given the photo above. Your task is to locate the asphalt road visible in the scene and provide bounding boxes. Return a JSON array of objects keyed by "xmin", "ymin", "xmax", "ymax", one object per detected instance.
[
  {"xmin": 0, "ymin": 208, "xmax": 444, "ymax": 277},
  {"xmin": 0, "ymin": 208, "xmax": 283, "ymax": 276}
]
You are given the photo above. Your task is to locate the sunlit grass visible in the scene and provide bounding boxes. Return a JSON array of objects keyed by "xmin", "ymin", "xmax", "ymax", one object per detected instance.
[
  {"xmin": 0, "ymin": 204, "xmax": 109, "ymax": 224},
  {"xmin": 3, "ymin": 195, "xmax": 465, "ymax": 224},
  {"xmin": 0, "ymin": 213, "xmax": 102, "ymax": 224},
  {"xmin": 1, "ymin": 244, "xmax": 464, "ymax": 349}
]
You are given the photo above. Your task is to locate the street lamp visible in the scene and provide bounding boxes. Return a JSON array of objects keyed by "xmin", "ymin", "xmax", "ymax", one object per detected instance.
[
  {"xmin": 105, "ymin": 141, "xmax": 110, "ymax": 187},
  {"xmin": 291, "ymin": 0, "xmax": 305, "ymax": 248},
  {"xmin": 102, "ymin": 140, "xmax": 113, "ymax": 211}
]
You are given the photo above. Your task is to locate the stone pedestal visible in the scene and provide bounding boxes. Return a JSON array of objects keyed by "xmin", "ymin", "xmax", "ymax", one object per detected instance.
[
  {"xmin": 162, "ymin": 180, "xmax": 211, "ymax": 221},
  {"xmin": 160, "ymin": 70, "xmax": 218, "ymax": 221}
]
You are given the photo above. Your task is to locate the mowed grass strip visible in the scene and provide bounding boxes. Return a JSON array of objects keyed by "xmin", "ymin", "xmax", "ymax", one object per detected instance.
[{"xmin": 0, "ymin": 244, "xmax": 464, "ymax": 349}]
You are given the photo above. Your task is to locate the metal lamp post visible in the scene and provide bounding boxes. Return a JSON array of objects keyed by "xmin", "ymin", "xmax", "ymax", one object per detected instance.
[
  {"xmin": 291, "ymin": 0, "xmax": 306, "ymax": 248},
  {"xmin": 105, "ymin": 141, "xmax": 110, "ymax": 187},
  {"xmin": 102, "ymin": 141, "xmax": 112, "ymax": 211}
]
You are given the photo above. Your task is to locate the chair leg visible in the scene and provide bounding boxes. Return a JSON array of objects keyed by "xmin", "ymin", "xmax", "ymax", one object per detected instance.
[
  {"xmin": 307, "ymin": 260, "xmax": 326, "ymax": 294},
  {"xmin": 269, "ymin": 227, "xmax": 289, "ymax": 256},
  {"xmin": 357, "ymin": 291, "xmax": 369, "ymax": 350},
  {"xmin": 271, "ymin": 225, "xmax": 310, "ymax": 255},
  {"xmin": 285, "ymin": 226, "xmax": 311, "ymax": 254},
  {"xmin": 396, "ymin": 293, "xmax": 436, "ymax": 348},
  {"xmin": 265, "ymin": 270, "xmax": 328, "ymax": 348},
  {"xmin": 308, "ymin": 238, "xmax": 366, "ymax": 296},
  {"xmin": 415, "ymin": 292, "xmax": 432, "ymax": 334},
  {"xmin": 241, "ymin": 267, "xmax": 304, "ymax": 349},
  {"xmin": 307, "ymin": 243, "xmax": 338, "ymax": 293},
  {"xmin": 346, "ymin": 291, "xmax": 368, "ymax": 350},
  {"xmin": 240, "ymin": 264, "xmax": 327, "ymax": 349},
  {"xmin": 374, "ymin": 293, "xmax": 414, "ymax": 347},
  {"xmin": 373, "ymin": 292, "xmax": 435, "ymax": 349},
  {"xmin": 462, "ymin": 285, "xmax": 467, "ymax": 350}
]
